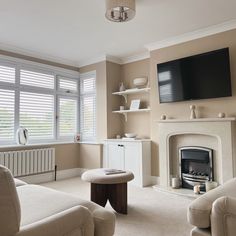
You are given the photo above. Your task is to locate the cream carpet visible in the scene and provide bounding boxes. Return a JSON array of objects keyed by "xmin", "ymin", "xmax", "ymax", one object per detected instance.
[{"xmin": 41, "ymin": 177, "xmax": 193, "ymax": 236}]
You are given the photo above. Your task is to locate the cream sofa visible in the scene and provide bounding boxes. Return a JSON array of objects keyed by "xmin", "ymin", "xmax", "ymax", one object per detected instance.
[
  {"xmin": 187, "ymin": 178, "xmax": 236, "ymax": 236},
  {"xmin": 0, "ymin": 165, "xmax": 115, "ymax": 236}
]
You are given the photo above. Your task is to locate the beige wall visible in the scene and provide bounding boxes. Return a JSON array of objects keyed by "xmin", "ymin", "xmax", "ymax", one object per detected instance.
[
  {"xmin": 0, "ymin": 144, "xmax": 80, "ymax": 171},
  {"xmin": 79, "ymin": 144, "xmax": 102, "ymax": 169},
  {"xmin": 121, "ymin": 59, "xmax": 150, "ymax": 139},
  {"xmin": 106, "ymin": 61, "xmax": 123, "ymax": 138},
  {"xmin": 150, "ymin": 29, "xmax": 236, "ymax": 176}
]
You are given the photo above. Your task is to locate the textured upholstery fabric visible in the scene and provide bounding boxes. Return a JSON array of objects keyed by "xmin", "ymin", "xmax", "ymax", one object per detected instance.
[
  {"xmin": 16, "ymin": 206, "xmax": 94, "ymax": 236},
  {"xmin": 0, "ymin": 165, "xmax": 115, "ymax": 236},
  {"xmin": 93, "ymin": 209, "xmax": 116, "ymax": 236},
  {"xmin": 211, "ymin": 196, "xmax": 236, "ymax": 236},
  {"xmin": 14, "ymin": 178, "xmax": 27, "ymax": 187},
  {"xmin": 82, "ymin": 168, "xmax": 134, "ymax": 184},
  {"xmin": 188, "ymin": 178, "xmax": 236, "ymax": 228},
  {"xmin": 0, "ymin": 165, "xmax": 21, "ymax": 236},
  {"xmin": 191, "ymin": 227, "xmax": 211, "ymax": 236},
  {"xmin": 17, "ymin": 184, "xmax": 115, "ymax": 236}
]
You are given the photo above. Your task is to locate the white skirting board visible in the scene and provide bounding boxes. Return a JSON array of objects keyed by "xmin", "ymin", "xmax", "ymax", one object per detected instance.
[
  {"xmin": 19, "ymin": 168, "xmax": 88, "ymax": 184},
  {"xmin": 150, "ymin": 176, "xmax": 160, "ymax": 186}
]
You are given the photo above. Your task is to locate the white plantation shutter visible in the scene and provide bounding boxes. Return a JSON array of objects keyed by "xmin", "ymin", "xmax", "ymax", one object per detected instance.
[
  {"xmin": 0, "ymin": 65, "xmax": 15, "ymax": 84},
  {"xmin": 20, "ymin": 69, "xmax": 54, "ymax": 89},
  {"xmin": 80, "ymin": 73, "xmax": 96, "ymax": 140},
  {"xmin": 0, "ymin": 58, "xmax": 79, "ymax": 145},
  {"xmin": 80, "ymin": 95, "xmax": 96, "ymax": 139},
  {"xmin": 82, "ymin": 77, "xmax": 95, "ymax": 93},
  {"xmin": 0, "ymin": 89, "xmax": 15, "ymax": 141},
  {"xmin": 59, "ymin": 98, "xmax": 77, "ymax": 137},
  {"xmin": 20, "ymin": 92, "xmax": 54, "ymax": 139},
  {"xmin": 59, "ymin": 77, "xmax": 78, "ymax": 93}
]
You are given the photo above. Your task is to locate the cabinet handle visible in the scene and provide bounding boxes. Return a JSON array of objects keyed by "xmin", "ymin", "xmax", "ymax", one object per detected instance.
[{"xmin": 120, "ymin": 145, "xmax": 124, "ymax": 147}]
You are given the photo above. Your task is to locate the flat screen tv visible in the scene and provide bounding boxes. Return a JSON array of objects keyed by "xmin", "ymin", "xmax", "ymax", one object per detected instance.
[{"xmin": 157, "ymin": 48, "xmax": 232, "ymax": 103}]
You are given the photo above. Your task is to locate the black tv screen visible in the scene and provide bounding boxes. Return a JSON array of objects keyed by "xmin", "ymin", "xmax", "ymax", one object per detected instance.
[{"xmin": 157, "ymin": 48, "xmax": 232, "ymax": 103}]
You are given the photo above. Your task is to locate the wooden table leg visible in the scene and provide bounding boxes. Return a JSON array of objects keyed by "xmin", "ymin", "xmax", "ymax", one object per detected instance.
[
  {"xmin": 91, "ymin": 183, "xmax": 108, "ymax": 207},
  {"xmin": 107, "ymin": 183, "xmax": 127, "ymax": 214},
  {"xmin": 90, "ymin": 182, "xmax": 128, "ymax": 214}
]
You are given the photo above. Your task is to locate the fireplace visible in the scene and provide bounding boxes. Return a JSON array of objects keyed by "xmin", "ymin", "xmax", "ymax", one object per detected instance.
[
  {"xmin": 179, "ymin": 146, "xmax": 213, "ymax": 191},
  {"xmin": 157, "ymin": 118, "xmax": 235, "ymax": 188}
]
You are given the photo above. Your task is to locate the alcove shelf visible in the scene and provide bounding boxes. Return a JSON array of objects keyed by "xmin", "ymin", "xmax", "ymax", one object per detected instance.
[
  {"xmin": 112, "ymin": 87, "xmax": 150, "ymax": 103},
  {"xmin": 112, "ymin": 108, "xmax": 151, "ymax": 122}
]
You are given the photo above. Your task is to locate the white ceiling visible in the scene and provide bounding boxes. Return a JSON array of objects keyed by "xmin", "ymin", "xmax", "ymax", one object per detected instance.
[{"xmin": 0, "ymin": 0, "xmax": 236, "ymax": 67}]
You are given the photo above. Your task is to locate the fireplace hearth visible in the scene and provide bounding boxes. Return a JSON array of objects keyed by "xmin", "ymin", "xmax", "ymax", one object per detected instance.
[{"xmin": 179, "ymin": 146, "xmax": 213, "ymax": 191}]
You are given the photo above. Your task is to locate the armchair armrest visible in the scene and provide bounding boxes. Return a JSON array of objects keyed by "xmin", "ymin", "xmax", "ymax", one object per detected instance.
[
  {"xmin": 16, "ymin": 206, "xmax": 94, "ymax": 236},
  {"xmin": 211, "ymin": 196, "xmax": 236, "ymax": 236},
  {"xmin": 80, "ymin": 200, "xmax": 116, "ymax": 236},
  {"xmin": 92, "ymin": 208, "xmax": 116, "ymax": 236}
]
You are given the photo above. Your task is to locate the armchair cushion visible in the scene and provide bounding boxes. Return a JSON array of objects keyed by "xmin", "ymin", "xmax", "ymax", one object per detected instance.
[
  {"xmin": 0, "ymin": 165, "xmax": 21, "ymax": 236},
  {"xmin": 211, "ymin": 196, "xmax": 236, "ymax": 236},
  {"xmin": 188, "ymin": 178, "xmax": 236, "ymax": 228}
]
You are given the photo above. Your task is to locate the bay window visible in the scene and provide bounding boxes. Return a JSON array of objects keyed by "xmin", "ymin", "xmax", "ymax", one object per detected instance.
[{"xmin": 0, "ymin": 57, "xmax": 93, "ymax": 145}]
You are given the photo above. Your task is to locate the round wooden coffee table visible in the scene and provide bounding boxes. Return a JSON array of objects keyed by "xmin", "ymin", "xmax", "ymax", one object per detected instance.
[{"xmin": 81, "ymin": 168, "xmax": 134, "ymax": 214}]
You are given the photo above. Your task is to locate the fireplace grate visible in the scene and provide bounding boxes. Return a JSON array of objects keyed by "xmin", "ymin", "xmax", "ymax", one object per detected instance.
[{"xmin": 179, "ymin": 146, "xmax": 213, "ymax": 191}]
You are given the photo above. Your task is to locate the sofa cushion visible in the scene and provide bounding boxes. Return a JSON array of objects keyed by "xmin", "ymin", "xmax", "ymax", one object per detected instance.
[
  {"xmin": 0, "ymin": 165, "xmax": 21, "ymax": 236},
  {"xmin": 14, "ymin": 178, "xmax": 27, "ymax": 187},
  {"xmin": 188, "ymin": 178, "xmax": 236, "ymax": 228},
  {"xmin": 18, "ymin": 206, "xmax": 94, "ymax": 236},
  {"xmin": 17, "ymin": 184, "xmax": 115, "ymax": 236}
]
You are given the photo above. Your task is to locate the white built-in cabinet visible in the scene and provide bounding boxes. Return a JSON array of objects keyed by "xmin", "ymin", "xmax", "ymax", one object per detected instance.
[{"xmin": 103, "ymin": 139, "xmax": 151, "ymax": 187}]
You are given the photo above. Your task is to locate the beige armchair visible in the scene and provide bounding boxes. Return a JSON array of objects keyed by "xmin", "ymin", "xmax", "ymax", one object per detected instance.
[
  {"xmin": 0, "ymin": 165, "xmax": 115, "ymax": 236},
  {"xmin": 187, "ymin": 178, "xmax": 236, "ymax": 236}
]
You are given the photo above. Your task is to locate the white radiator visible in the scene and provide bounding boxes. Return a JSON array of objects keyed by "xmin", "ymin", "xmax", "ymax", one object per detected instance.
[{"xmin": 0, "ymin": 148, "xmax": 56, "ymax": 178}]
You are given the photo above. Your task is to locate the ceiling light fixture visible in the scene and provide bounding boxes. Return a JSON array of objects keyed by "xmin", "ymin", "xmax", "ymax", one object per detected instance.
[{"xmin": 105, "ymin": 0, "xmax": 136, "ymax": 23}]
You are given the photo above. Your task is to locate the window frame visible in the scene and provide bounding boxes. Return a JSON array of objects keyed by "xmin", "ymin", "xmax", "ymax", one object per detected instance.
[
  {"xmin": 79, "ymin": 71, "xmax": 97, "ymax": 141},
  {"xmin": 0, "ymin": 55, "xmax": 79, "ymax": 145},
  {"xmin": 57, "ymin": 95, "xmax": 79, "ymax": 140}
]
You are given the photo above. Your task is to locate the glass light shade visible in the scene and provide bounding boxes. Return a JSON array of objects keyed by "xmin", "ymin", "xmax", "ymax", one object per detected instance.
[{"xmin": 105, "ymin": 0, "xmax": 136, "ymax": 22}]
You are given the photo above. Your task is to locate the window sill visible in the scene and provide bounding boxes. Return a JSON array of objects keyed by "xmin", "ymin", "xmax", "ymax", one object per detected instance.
[
  {"xmin": 0, "ymin": 141, "xmax": 78, "ymax": 149},
  {"xmin": 0, "ymin": 141, "xmax": 102, "ymax": 149},
  {"xmin": 78, "ymin": 141, "xmax": 102, "ymax": 145}
]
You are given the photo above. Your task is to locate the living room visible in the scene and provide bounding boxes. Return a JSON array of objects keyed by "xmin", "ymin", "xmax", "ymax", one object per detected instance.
[{"xmin": 1, "ymin": 1, "xmax": 236, "ymax": 236}]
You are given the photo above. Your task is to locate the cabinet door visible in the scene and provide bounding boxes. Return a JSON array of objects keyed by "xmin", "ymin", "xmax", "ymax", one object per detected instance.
[
  {"xmin": 107, "ymin": 143, "xmax": 124, "ymax": 170},
  {"xmin": 124, "ymin": 143, "xmax": 141, "ymax": 186}
]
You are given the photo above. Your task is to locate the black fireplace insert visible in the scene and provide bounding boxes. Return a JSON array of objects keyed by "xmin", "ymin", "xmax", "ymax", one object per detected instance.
[{"xmin": 179, "ymin": 146, "xmax": 213, "ymax": 191}]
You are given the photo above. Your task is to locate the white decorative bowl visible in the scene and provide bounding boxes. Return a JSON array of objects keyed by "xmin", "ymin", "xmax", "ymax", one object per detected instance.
[
  {"xmin": 125, "ymin": 133, "xmax": 137, "ymax": 138},
  {"xmin": 133, "ymin": 77, "xmax": 148, "ymax": 88}
]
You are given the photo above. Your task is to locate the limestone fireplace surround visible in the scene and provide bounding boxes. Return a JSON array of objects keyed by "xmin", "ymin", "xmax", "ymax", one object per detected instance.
[{"xmin": 158, "ymin": 118, "xmax": 236, "ymax": 188}]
